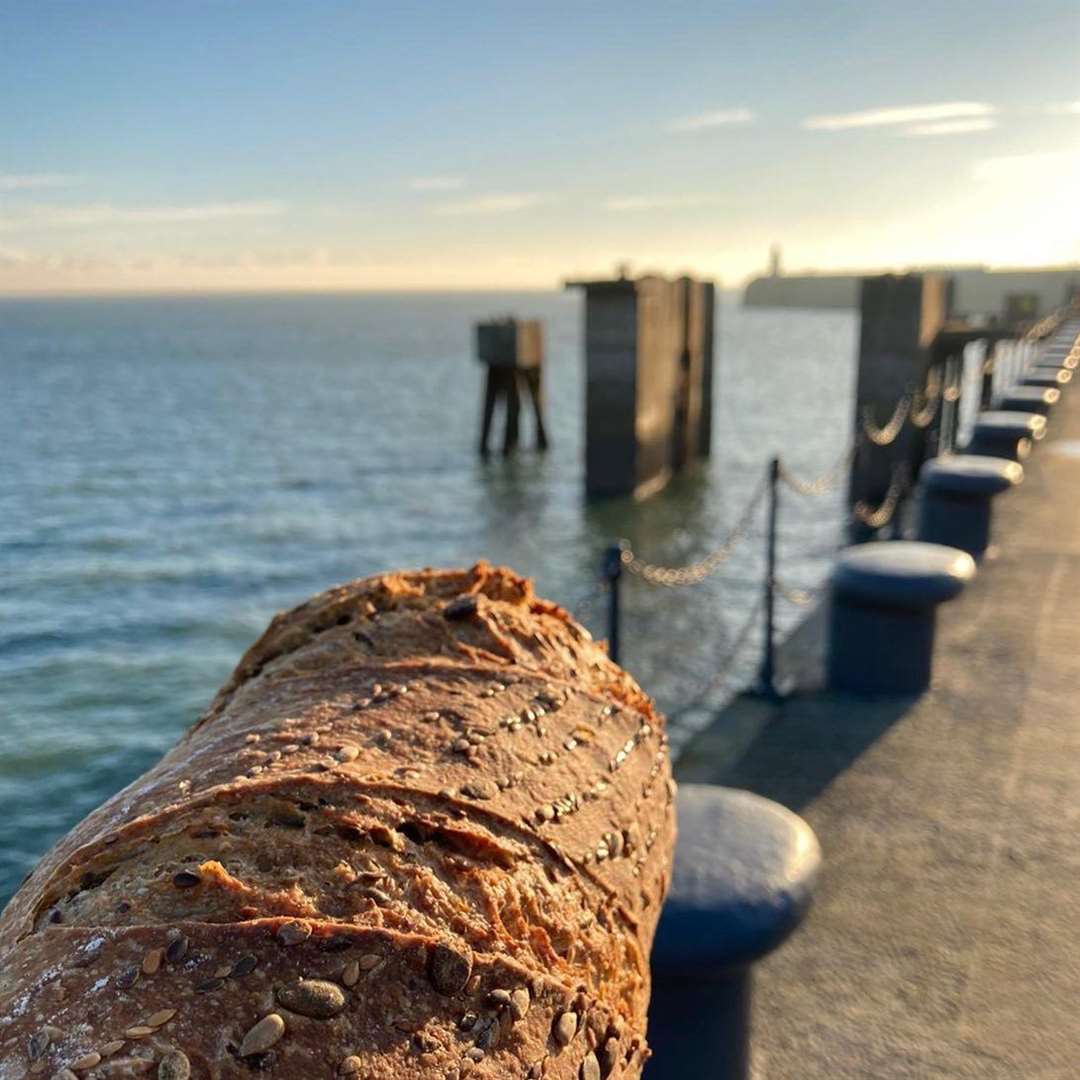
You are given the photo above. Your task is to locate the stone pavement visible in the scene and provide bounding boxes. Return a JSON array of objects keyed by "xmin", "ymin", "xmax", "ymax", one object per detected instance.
[{"xmin": 675, "ymin": 366, "xmax": 1080, "ymax": 1077}]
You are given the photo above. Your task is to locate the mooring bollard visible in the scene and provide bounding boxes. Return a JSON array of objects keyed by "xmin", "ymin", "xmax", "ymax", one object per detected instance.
[
  {"xmin": 967, "ymin": 410, "xmax": 1047, "ymax": 462},
  {"xmin": 1028, "ymin": 356, "xmax": 1071, "ymax": 373},
  {"xmin": 917, "ymin": 456, "xmax": 1023, "ymax": 560},
  {"xmin": 827, "ymin": 541, "xmax": 976, "ymax": 694},
  {"xmin": 1021, "ymin": 368, "xmax": 1072, "ymax": 390},
  {"xmin": 997, "ymin": 385, "xmax": 1060, "ymax": 416},
  {"xmin": 647, "ymin": 784, "xmax": 821, "ymax": 1080},
  {"xmin": 1031, "ymin": 352, "xmax": 1078, "ymax": 371}
]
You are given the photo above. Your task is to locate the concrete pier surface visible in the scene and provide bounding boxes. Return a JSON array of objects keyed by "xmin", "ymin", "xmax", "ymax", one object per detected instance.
[{"xmin": 676, "ymin": 374, "xmax": 1080, "ymax": 1076}]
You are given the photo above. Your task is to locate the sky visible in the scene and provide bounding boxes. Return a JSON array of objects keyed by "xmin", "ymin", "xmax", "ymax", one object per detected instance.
[{"xmin": 1, "ymin": 0, "xmax": 1078, "ymax": 295}]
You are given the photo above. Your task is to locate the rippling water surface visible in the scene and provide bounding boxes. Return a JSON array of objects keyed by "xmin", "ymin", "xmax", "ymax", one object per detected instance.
[{"xmin": 0, "ymin": 291, "xmax": 856, "ymax": 902}]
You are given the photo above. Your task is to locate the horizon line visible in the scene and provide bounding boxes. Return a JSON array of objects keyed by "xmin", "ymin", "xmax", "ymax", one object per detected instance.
[{"xmin": 2, "ymin": 260, "xmax": 1078, "ymax": 302}]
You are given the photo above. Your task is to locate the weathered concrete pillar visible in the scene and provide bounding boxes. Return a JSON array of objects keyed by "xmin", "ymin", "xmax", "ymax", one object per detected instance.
[
  {"xmin": 569, "ymin": 273, "xmax": 715, "ymax": 499},
  {"xmin": 675, "ymin": 276, "xmax": 717, "ymax": 462},
  {"xmin": 647, "ymin": 785, "xmax": 820, "ymax": 1080},
  {"xmin": 848, "ymin": 274, "xmax": 949, "ymax": 531},
  {"xmin": 698, "ymin": 280, "xmax": 718, "ymax": 458}
]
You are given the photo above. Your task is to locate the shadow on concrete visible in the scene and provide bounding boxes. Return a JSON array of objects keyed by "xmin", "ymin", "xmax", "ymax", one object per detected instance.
[{"xmin": 679, "ymin": 689, "xmax": 918, "ymax": 813}]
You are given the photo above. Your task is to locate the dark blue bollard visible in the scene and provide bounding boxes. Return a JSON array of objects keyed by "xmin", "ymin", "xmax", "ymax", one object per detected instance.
[
  {"xmin": 828, "ymin": 541, "xmax": 975, "ymax": 694},
  {"xmin": 1030, "ymin": 353, "xmax": 1078, "ymax": 371},
  {"xmin": 966, "ymin": 410, "xmax": 1046, "ymax": 462},
  {"xmin": 647, "ymin": 785, "xmax": 821, "ymax": 1080},
  {"xmin": 1023, "ymin": 356, "xmax": 1075, "ymax": 373},
  {"xmin": 1021, "ymin": 369, "xmax": 1071, "ymax": 390},
  {"xmin": 997, "ymin": 385, "xmax": 1060, "ymax": 416},
  {"xmin": 917, "ymin": 455, "xmax": 1023, "ymax": 560}
]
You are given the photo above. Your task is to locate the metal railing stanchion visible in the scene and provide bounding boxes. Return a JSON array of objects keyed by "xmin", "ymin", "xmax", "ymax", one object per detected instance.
[
  {"xmin": 603, "ymin": 543, "xmax": 623, "ymax": 664},
  {"xmin": 755, "ymin": 456, "xmax": 781, "ymax": 700}
]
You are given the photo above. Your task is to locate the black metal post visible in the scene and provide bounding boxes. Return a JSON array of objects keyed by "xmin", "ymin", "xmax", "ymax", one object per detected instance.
[
  {"xmin": 757, "ymin": 457, "xmax": 779, "ymax": 698},
  {"xmin": 603, "ymin": 544, "xmax": 623, "ymax": 665},
  {"xmin": 646, "ymin": 785, "xmax": 821, "ymax": 1080},
  {"xmin": 646, "ymin": 970, "xmax": 751, "ymax": 1080}
]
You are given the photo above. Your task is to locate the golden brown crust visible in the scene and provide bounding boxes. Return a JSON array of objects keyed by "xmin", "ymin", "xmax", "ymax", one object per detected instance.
[{"xmin": 0, "ymin": 563, "xmax": 674, "ymax": 1078}]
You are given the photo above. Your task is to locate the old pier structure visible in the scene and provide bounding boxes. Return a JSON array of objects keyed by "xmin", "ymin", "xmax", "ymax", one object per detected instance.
[
  {"xmin": 474, "ymin": 317, "xmax": 548, "ymax": 456},
  {"xmin": 847, "ymin": 272, "xmax": 1038, "ymax": 539},
  {"xmin": 613, "ymin": 295, "xmax": 1080, "ymax": 1077},
  {"xmin": 568, "ymin": 272, "xmax": 716, "ymax": 499},
  {"xmin": 540, "ymin": 248, "xmax": 1080, "ymax": 1077}
]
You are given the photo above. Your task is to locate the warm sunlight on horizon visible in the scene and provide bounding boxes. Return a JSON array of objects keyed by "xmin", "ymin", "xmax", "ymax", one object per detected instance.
[{"xmin": 2, "ymin": 2, "xmax": 1078, "ymax": 296}]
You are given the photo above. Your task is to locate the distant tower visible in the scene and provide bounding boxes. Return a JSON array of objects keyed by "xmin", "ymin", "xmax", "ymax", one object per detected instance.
[{"xmin": 768, "ymin": 244, "xmax": 782, "ymax": 278}]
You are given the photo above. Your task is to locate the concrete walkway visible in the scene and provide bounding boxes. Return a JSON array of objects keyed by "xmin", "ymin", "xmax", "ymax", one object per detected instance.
[{"xmin": 676, "ymin": 369, "xmax": 1080, "ymax": 1077}]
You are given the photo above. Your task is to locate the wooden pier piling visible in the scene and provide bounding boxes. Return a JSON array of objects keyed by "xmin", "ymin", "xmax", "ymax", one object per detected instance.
[{"xmin": 475, "ymin": 318, "xmax": 547, "ymax": 457}]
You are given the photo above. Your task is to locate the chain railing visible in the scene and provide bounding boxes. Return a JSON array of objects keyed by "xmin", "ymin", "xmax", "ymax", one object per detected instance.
[
  {"xmin": 861, "ymin": 394, "xmax": 912, "ymax": 446},
  {"xmin": 910, "ymin": 367, "xmax": 942, "ymax": 429},
  {"xmin": 1025, "ymin": 309, "xmax": 1068, "ymax": 342},
  {"xmin": 851, "ymin": 461, "xmax": 909, "ymax": 530},
  {"xmin": 574, "ymin": 307, "xmax": 1077, "ymax": 750},
  {"xmin": 943, "ymin": 368, "xmax": 962, "ymax": 403},
  {"xmin": 778, "ymin": 446, "xmax": 854, "ymax": 497},
  {"xmin": 598, "ymin": 433, "xmax": 915, "ymax": 719},
  {"xmin": 618, "ymin": 475, "xmax": 769, "ymax": 587}
]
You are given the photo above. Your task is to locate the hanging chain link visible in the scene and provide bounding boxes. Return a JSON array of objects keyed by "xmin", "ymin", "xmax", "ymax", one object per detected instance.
[
  {"xmin": 851, "ymin": 461, "xmax": 910, "ymax": 529},
  {"xmin": 861, "ymin": 394, "xmax": 912, "ymax": 446},
  {"xmin": 910, "ymin": 367, "xmax": 942, "ymax": 429},
  {"xmin": 619, "ymin": 476, "xmax": 768, "ymax": 587},
  {"xmin": 1025, "ymin": 309, "xmax": 1068, "ymax": 343},
  {"xmin": 779, "ymin": 445, "xmax": 855, "ymax": 497},
  {"xmin": 943, "ymin": 363, "xmax": 963, "ymax": 403}
]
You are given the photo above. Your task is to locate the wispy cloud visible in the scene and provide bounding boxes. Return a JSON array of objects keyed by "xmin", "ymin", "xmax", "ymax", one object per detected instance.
[
  {"xmin": 0, "ymin": 173, "xmax": 78, "ymax": 192},
  {"xmin": 804, "ymin": 101, "xmax": 997, "ymax": 131},
  {"xmin": 903, "ymin": 118, "xmax": 997, "ymax": 136},
  {"xmin": 605, "ymin": 194, "xmax": 721, "ymax": 212},
  {"xmin": 409, "ymin": 176, "xmax": 466, "ymax": 192},
  {"xmin": 0, "ymin": 200, "xmax": 286, "ymax": 230},
  {"xmin": 432, "ymin": 193, "xmax": 544, "ymax": 217},
  {"xmin": 667, "ymin": 108, "xmax": 754, "ymax": 133},
  {"xmin": 1045, "ymin": 101, "xmax": 1080, "ymax": 116}
]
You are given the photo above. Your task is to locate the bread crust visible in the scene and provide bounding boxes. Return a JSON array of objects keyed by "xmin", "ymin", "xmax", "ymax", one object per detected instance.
[{"xmin": 0, "ymin": 563, "xmax": 674, "ymax": 1078}]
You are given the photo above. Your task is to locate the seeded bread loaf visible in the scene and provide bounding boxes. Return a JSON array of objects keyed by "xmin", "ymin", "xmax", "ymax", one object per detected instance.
[{"xmin": 0, "ymin": 563, "xmax": 675, "ymax": 1079}]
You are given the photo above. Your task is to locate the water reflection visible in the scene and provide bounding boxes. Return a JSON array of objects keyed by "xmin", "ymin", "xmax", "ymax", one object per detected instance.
[{"xmin": 0, "ymin": 292, "xmax": 857, "ymax": 902}]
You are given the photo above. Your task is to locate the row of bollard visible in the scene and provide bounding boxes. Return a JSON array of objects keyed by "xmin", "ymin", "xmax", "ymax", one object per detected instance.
[
  {"xmin": 828, "ymin": 317, "xmax": 1080, "ymax": 695},
  {"xmin": 639, "ymin": 314, "xmax": 1080, "ymax": 1079}
]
